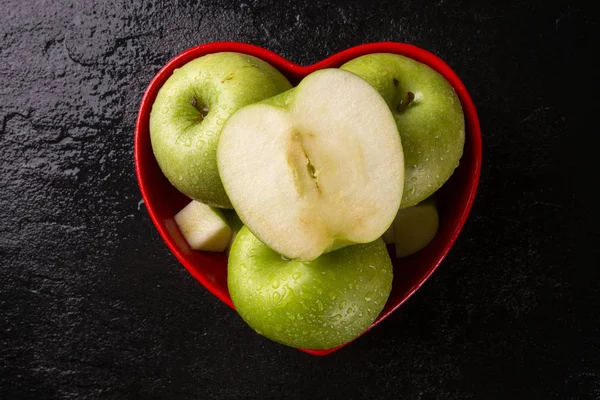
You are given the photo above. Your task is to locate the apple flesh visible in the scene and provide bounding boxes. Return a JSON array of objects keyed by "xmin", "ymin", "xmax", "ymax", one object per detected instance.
[
  {"xmin": 150, "ymin": 52, "xmax": 292, "ymax": 208},
  {"xmin": 217, "ymin": 68, "xmax": 405, "ymax": 261},
  {"xmin": 341, "ymin": 54, "xmax": 465, "ymax": 208},
  {"xmin": 228, "ymin": 226, "xmax": 393, "ymax": 350},
  {"xmin": 392, "ymin": 198, "xmax": 439, "ymax": 258},
  {"xmin": 174, "ymin": 200, "xmax": 232, "ymax": 252}
]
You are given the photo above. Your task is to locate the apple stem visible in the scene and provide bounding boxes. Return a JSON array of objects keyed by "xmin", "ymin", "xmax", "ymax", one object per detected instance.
[
  {"xmin": 396, "ymin": 91, "xmax": 415, "ymax": 113},
  {"xmin": 190, "ymin": 97, "xmax": 209, "ymax": 121}
]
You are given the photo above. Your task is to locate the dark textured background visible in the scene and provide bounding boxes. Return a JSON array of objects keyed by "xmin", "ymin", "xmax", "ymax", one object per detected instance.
[{"xmin": 1, "ymin": 0, "xmax": 597, "ymax": 399}]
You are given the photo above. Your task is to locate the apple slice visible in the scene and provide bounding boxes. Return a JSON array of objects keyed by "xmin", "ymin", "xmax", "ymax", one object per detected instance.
[
  {"xmin": 174, "ymin": 200, "xmax": 232, "ymax": 252},
  {"xmin": 393, "ymin": 198, "xmax": 439, "ymax": 258},
  {"xmin": 217, "ymin": 69, "xmax": 405, "ymax": 261}
]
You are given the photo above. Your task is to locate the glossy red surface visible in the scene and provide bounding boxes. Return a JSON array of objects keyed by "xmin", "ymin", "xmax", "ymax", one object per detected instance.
[{"xmin": 134, "ymin": 42, "xmax": 482, "ymax": 356}]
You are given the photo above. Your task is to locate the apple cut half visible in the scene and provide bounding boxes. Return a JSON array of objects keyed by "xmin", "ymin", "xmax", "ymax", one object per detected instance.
[{"xmin": 217, "ymin": 68, "xmax": 405, "ymax": 261}]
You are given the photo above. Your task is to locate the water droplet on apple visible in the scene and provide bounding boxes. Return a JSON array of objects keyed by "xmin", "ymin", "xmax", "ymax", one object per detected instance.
[
  {"xmin": 271, "ymin": 291, "xmax": 282, "ymax": 304},
  {"xmin": 292, "ymin": 272, "xmax": 302, "ymax": 280},
  {"xmin": 330, "ymin": 314, "xmax": 342, "ymax": 322},
  {"xmin": 271, "ymin": 280, "xmax": 280, "ymax": 289},
  {"xmin": 339, "ymin": 300, "xmax": 348, "ymax": 310},
  {"xmin": 316, "ymin": 299, "xmax": 324, "ymax": 311}
]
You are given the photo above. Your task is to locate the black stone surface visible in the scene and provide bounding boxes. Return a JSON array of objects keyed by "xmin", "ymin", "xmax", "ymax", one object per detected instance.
[{"xmin": 1, "ymin": 0, "xmax": 597, "ymax": 399}]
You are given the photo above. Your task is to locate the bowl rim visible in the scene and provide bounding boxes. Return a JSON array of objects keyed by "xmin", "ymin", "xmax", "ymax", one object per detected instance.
[{"xmin": 134, "ymin": 41, "xmax": 482, "ymax": 356}]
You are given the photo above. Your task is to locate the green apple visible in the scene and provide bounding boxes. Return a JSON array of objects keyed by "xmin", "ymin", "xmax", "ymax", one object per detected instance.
[
  {"xmin": 150, "ymin": 52, "xmax": 292, "ymax": 208},
  {"xmin": 228, "ymin": 226, "xmax": 393, "ymax": 350},
  {"xmin": 392, "ymin": 197, "xmax": 439, "ymax": 258},
  {"xmin": 174, "ymin": 200, "xmax": 232, "ymax": 252},
  {"xmin": 341, "ymin": 54, "xmax": 465, "ymax": 208},
  {"xmin": 217, "ymin": 68, "xmax": 405, "ymax": 261}
]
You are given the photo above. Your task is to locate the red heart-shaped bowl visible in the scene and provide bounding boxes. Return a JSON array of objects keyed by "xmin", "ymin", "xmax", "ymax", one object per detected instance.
[{"xmin": 135, "ymin": 42, "xmax": 481, "ymax": 356}]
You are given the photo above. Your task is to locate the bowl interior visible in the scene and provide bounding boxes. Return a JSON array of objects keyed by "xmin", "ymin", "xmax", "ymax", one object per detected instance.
[{"xmin": 134, "ymin": 42, "xmax": 482, "ymax": 356}]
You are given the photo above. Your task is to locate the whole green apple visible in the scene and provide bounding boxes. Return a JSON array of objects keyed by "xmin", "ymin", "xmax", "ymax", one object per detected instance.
[
  {"xmin": 228, "ymin": 226, "xmax": 394, "ymax": 350},
  {"xmin": 150, "ymin": 52, "xmax": 292, "ymax": 208},
  {"xmin": 341, "ymin": 54, "xmax": 465, "ymax": 208}
]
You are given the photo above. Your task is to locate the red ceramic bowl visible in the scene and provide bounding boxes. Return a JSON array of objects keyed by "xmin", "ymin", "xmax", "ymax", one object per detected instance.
[{"xmin": 134, "ymin": 41, "xmax": 482, "ymax": 356}]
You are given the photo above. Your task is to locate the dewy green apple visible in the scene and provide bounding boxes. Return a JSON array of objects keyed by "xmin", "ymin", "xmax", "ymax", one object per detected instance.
[
  {"xmin": 228, "ymin": 226, "xmax": 393, "ymax": 350},
  {"xmin": 341, "ymin": 53, "xmax": 465, "ymax": 208},
  {"xmin": 150, "ymin": 52, "xmax": 292, "ymax": 208},
  {"xmin": 217, "ymin": 68, "xmax": 405, "ymax": 261}
]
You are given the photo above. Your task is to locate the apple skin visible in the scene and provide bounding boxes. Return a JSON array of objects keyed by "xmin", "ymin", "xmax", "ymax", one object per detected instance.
[
  {"xmin": 341, "ymin": 54, "xmax": 465, "ymax": 208},
  {"xmin": 150, "ymin": 52, "xmax": 292, "ymax": 208},
  {"xmin": 228, "ymin": 226, "xmax": 393, "ymax": 350}
]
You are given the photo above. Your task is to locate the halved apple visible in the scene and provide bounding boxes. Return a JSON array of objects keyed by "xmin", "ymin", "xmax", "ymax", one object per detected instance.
[{"xmin": 217, "ymin": 69, "xmax": 405, "ymax": 261}]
